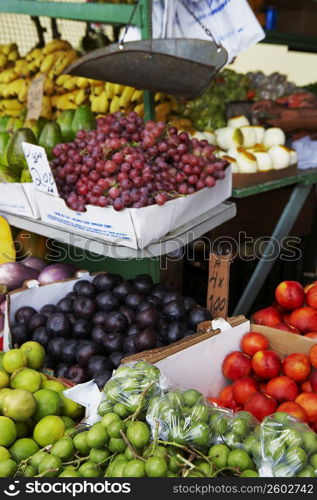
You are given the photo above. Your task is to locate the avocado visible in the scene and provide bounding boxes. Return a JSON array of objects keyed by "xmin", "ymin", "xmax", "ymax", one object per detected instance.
[
  {"xmin": 20, "ymin": 169, "xmax": 32, "ymax": 183},
  {"xmin": 0, "ymin": 132, "xmax": 10, "ymax": 165},
  {"xmin": 6, "ymin": 127, "xmax": 38, "ymax": 175},
  {"xmin": 0, "ymin": 116, "xmax": 10, "ymax": 132},
  {"xmin": 38, "ymin": 122, "xmax": 63, "ymax": 159},
  {"xmin": 0, "ymin": 165, "xmax": 19, "ymax": 183},
  {"xmin": 71, "ymin": 105, "xmax": 96, "ymax": 138},
  {"xmin": 6, "ymin": 116, "xmax": 24, "ymax": 134},
  {"xmin": 57, "ymin": 109, "xmax": 75, "ymax": 142}
]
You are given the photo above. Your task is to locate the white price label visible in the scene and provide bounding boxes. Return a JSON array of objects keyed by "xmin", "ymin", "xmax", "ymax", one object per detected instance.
[{"xmin": 22, "ymin": 142, "xmax": 59, "ymax": 197}]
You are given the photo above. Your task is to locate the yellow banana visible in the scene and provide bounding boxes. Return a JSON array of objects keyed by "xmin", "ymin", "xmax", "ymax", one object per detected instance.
[
  {"xmin": 2, "ymin": 78, "xmax": 24, "ymax": 98},
  {"xmin": 18, "ymin": 80, "xmax": 29, "ymax": 102},
  {"xmin": 76, "ymin": 77, "xmax": 90, "ymax": 89},
  {"xmin": 54, "ymin": 93, "xmax": 77, "ymax": 110},
  {"xmin": 26, "ymin": 47, "xmax": 43, "ymax": 62},
  {"xmin": 109, "ymin": 95, "xmax": 121, "ymax": 113},
  {"xmin": 56, "ymin": 74, "xmax": 70, "ymax": 86},
  {"xmin": 119, "ymin": 86, "xmax": 135, "ymax": 109},
  {"xmin": 0, "ymin": 69, "xmax": 17, "ymax": 84},
  {"xmin": 90, "ymin": 91, "xmax": 109, "ymax": 114},
  {"xmin": 105, "ymin": 82, "xmax": 116, "ymax": 98},
  {"xmin": 43, "ymin": 39, "xmax": 72, "ymax": 55},
  {"xmin": 74, "ymin": 88, "xmax": 87, "ymax": 106},
  {"xmin": 114, "ymin": 83, "xmax": 124, "ymax": 95},
  {"xmin": 155, "ymin": 102, "xmax": 172, "ymax": 122},
  {"xmin": 44, "ymin": 77, "xmax": 54, "ymax": 96},
  {"xmin": 41, "ymin": 96, "xmax": 53, "ymax": 119},
  {"xmin": 40, "ymin": 52, "xmax": 58, "ymax": 73},
  {"xmin": 0, "ymin": 99, "xmax": 24, "ymax": 111},
  {"xmin": 0, "ymin": 54, "xmax": 7, "ymax": 68},
  {"xmin": 62, "ymin": 76, "xmax": 78, "ymax": 91},
  {"xmin": 131, "ymin": 88, "xmax": 143, "ymax": 102},
  {"xmin": 8, "ymin": 50, "xmax": 19, "ymax": 62},
  {"xmin": 2, "ymin": 43, "xmax": 18, "ymax": 56},
  {"xmin": 134, "ymin": 102, "xmax": 144, "ymax": 116},
  {"xmin": 91, "ymin": 85, "xmax": 103, "ymax": 97},
  {"xmin": 48, "ymin": 50, "xmax": 77, "ymax": 78}
]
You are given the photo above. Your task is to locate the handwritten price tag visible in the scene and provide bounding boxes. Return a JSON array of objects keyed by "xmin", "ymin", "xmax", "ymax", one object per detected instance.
[
  {"xmin": 207, "ymin": 253, "xmax": 231, "ymax": 319},
  {"xmin": 22, "ymin": 142, "xmax": 59, "ymax": 197},
  {"xmin": 26, "ymin": 74, "xmax": 45, "ymax": 121}
]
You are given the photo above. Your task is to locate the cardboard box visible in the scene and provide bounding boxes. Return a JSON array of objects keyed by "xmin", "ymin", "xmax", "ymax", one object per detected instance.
[
  {"xmin": 33, "ymin": 168, "xmax": 232, "ymax": 250},
  {"xmin": 124, "ymin": 317, "xmax": 316, "ymax": 399},
  {"xmin": 233, "ymin": 164, "xmax": 298, "ymax": 190},
  {"xmin": 2, "ymin": 270, "xmax": 96, "ymax": 351},
  {"xmin": 0, "ymin": 183, "xmax": 39, "ymax": 218}
]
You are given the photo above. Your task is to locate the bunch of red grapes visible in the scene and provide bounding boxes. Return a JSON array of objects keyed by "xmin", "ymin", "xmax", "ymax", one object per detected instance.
[{"xmin": 51, "ymin": 112, "xmax": 229, "ymax": 212}]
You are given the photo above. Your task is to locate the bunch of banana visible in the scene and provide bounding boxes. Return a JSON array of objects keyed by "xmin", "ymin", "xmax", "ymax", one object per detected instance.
[
  {"xmin": 0, "ymin": 43, "xmax": 19, "ymax": 70},
  {"xmin": 52, "ymin": 75, "xmax": 91, "ymax": 111}
]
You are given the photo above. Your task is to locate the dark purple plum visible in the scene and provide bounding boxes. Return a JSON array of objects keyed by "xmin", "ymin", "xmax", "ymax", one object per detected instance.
[
  {"xmin": 137, "ymin": 301, "xmax": 153, "ymax": 313},
  {"xmin": 135, "ymin": 308, "xmax": 160, "ymax": 330},
  {"xmin": 126, "ymin": 324, "xmax": 140, "ymax": 336},
  {"xmin": 47, "ymin": 336, "xmax": 67, "ymax": 359},
  {"xmin": 122, "ymin": 335, "xmax": 136, "ymax": 353},
  {"xmin": 163, "ymin": 301, "xmax": 186, "ymax": 322},
  {"xmin": 187, "ymin": 307, "xmax": 212, "ymax": 329},
  {"xmin": 108, "ymin": 351, "xmax": 124, "ymax": 369},
  {"xmin": 93, "ymin": 370, "xmax": 112, "ymax": 389},
  {"xmin": 32, "ymin": 326, "xmax": 50, "ymax": 347},
  {"xmin": 46, "ymin": 313, "xmax": 71, "ymax": 337},
  {"xmin": 133, "ymin": 274, "xmax": 153, "ymax": 295},
  {"xmin": 91, "ymin": 326, "xmax": 107, "ymax": 346},
  {"xmin": 66, "ymin": 292, "xmax": 78, "ymax": 300},
  {"xmin": 92, "ymin": 311, "xmax": 108, "ymax": 327},
  {"xmin": 73, "ymin": 280, "xmax": 96, "ymax": 297},
  {"xmin": 57, "ymin": 297, "xmax": 74, "ymax": 314},
  {"xmin": 72, "ymin": 319, "xmax": 92, "ymax": 339},
  {"xmin": 92, "ymin": 273, "xmax": 118, "ymax": 292},
  {"xmin": 166, "ymin": 321, "xmax": 187, "ymax": 344},
  {"xmin": 28, "ymin": 313, "xmax": 47, "ymax": 332},
  {"xmin": 11, "ymin": 323, "xmax": 29, "ymax": 346},
  {"xmin": 104, "ymin": 311, "xmax": 128, "ymax": 333},
  {"xmin": 134, "ymin": 328, "xmax": 156, "ymax": 352},
  {"xmin": 119, "ymin": 306, "xmax": 135, "ymax": 325},
  {"xmin": 55, "ymin": 364, "xmax": 70, "ymax": 378},
  {"xmin": 102, "ymin": 332, "xmax": 123, "ymax": 353},
  {"xmin": 151, "ymin": 283, "xmax": 168, "ymax": 301},
  {"xmin": 60, "ymin": 339, "xmax": 78, "ymax": 364},
  {"xmin": 96, "ymin": 292, "xmax": 119, "ymax": 312},
  {"xmin": 43, "ymin": 354, "xmax": 55, "ymax": 369},
  {"xmin": 158, "ymin": 318, "xmax": 168, "ymax": 339},
  {"xmin": 15, "ymin": 306, "xmax": 36, "ymax": 324},
  {"xmin": 147, "ymin": 296, "xmax": 161, "ymax": 308},
  {"xmin": 183, "ymin": 296, "xmax": 197, "ymax": 311},
  {"xmin": 113, "ymin": 280, "xmax": 135, "ymax": 301},
  {"xmin": 73, "ymin": 296, "xmax": 97, "ymax": 318},
  {"xmin": 125, "ymin": 292, "xmax": 145, "ymax": 310},
  {"xmin": 162, "ymin": 292, "xmax": 183, "ymax": 305},
  {"xmin": 87, "ymin": 355, "xmax": 112, "ymax": 378},
  {"xmin": 76, "ymin": 342, "xmax": 99, "ymax": 366},
  {"xmin": 67, "ymin": 313, "xmax": 76, "ymax": 325},
  {"xmin": 40, "ymin": 304, "xmax": 57, "ymax": 318},
  {"xmin": 66, "ymin": 365, "xmax": 88, "ymax": 384}
]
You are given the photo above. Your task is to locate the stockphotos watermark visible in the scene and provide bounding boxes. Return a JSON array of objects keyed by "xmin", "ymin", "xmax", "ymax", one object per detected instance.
[
  {"xmin": 2, "ymin": 480, "xmax": 131, "ymax": 497},
  {"xmin": 14, "ymin": 232, "xmax": 302, "ymax": 266}
]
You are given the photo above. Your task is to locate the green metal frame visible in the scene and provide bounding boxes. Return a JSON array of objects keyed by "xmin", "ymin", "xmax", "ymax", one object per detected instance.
[
  {"xmin": 263, "ymin": 30, "xmax": 317, "ymax": 54},
  {"xmin": 0, "ymin": 0, "xmax": 155, "ymax": 119}
]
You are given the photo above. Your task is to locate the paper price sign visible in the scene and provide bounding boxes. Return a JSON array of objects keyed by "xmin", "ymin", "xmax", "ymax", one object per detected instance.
[
  {"xmin": 22, "ymin": 142, "xmax": 59, "ymax": 197},
  {"xmin": 26, "ymin": 74, "xmax": 45, "ymax": 121},
  {"xmin": 207, "ymin": 252, "xmax": 231, "ymax": 318}
]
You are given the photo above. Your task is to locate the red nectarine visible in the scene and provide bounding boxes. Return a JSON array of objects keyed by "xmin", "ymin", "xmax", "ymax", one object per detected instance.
[
  {"xmin": 266, "ymin": 376, "xmax": 299, "ymax": 402},
  {"xmin": 218, "ymin": 385, "xmax": 237, "ymax": 409},
  {"xmin": 244, "ymin": 392, "xmax": 277, "ymax": 421},
  {"xmin": 282, "ymin": 353, "xmax": 311, "ymax": 383},
  {"xmin": 289, "ymin": 307, "xmax": 317, "ymax": 333},
  {"xmin": 252, "ymin": 306, "xmax": 282, "ymax": 327},
  {"xmin": 301, "ymin": 380, "xmax": 313, "ymax": 393},
  {"xmin": 275, "ymin": 281, "xmax": 305, "ymax": 311},
  {"xmin": 251, "ymin": 350, "xmax": 281, "ymax": 380},
  {"xmin": 241, "ymin": 332, "xmax": 269, "ymax": 357},
  {"xmin": 274, "ymin": 323, "xmax": 300, "ymax": 334},
  {"xmin": 277, "ymin": 401, "xmax": 308, "ymax": 422},
  {"xmin": 304, "ymin": 332, "xmax": 317, "ymax": 339},
  {"xmin": 309, "ymin": 370, "xmax": 317, "ymax": 392},
  {"xmin": 232, "ymin": 376, "xmax": 258, "ymax": 405},
  {"xmin": 309, "ymin": 344, "xmax": 317, "ymax": 369},
  {"xmin": 222, "ymin": 351, "xmax": 252, "ymax": 381},
  {"xmin": 306, "ymin": 285, "xmax": 317, "ymax": 310},
  {"xmin": 295, "ymin": 393, "xmax": 317, "ymax": 423}
]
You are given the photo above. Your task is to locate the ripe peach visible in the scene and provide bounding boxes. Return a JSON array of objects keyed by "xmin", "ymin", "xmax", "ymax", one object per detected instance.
[
  {"xmin": 306, "ymin": 285, "xmax": 317, "ymax": 310},
  {"xmin": 309, "ymin": 344, "xmax": 317, "ymax": 369},
  {"xmin": 301, "ymin": 380, "xmax": 313, "ymax": 393},
  {"xmin": 282, "ymin": 353, "xmax": 311, "ymax": 383},
  {"xmin": 277, "ymin": 401, "xmax": 308, "ymax": 423},
  {"xmin": 304, "ymin": 332, "xmax": 317, "ymax": 339},
  {"xmin": 232, "ymin": 376, "xmax": 258, "ymax": 405},
  {"xmin": 309, "ymin": 370, "xmax": 317, "ymax": 392},
  {"xmin": 251, "ymin": 350, "xmax": 281, "ymax": 380},
  {"xmin": 295, "ymin": 393, "xmax": 317, "ymax": 423},
  {"xmin": 274, "ymin": 322, "xmax": 300, "ymax": 334},
  {"xmin": 241, "ymin": 332, "xmax": 269, "ymax": 357},
  {"xmin": 275, "ymin": 281, "xmax": 305, "ymax": 311},
  {"xmin": 244, "ymin": 392, "xmax": 277, "ymax": 421},
  {"xmin": 266, "ymin": 376, "xmax": 299, "ymax": 402},
  {"xmin": 252, "ymin": 306, "xmax": 283, "ymax": 327},
  {"xmin": 218, "ymin": 385, "xmax": 237, "ymax": 409},
  {"xmin": 289, "ymin": 307, "xmax": 317, "ymax": 333},
  {"xmin": 222, "ymin": 351, "xmax": 252, "ymax": 381}
]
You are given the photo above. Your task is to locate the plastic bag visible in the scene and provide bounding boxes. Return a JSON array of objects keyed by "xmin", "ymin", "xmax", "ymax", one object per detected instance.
[
  {"xmin": 98, "ymin": 361, "xmax": 169, "ymax": 418},
  {"xmin": 209, "ymin": 407, "xmax": 260, "ymax": 450},
  {"xmin": 256, "ymin": 413, "xmax": 317, "ymax": 477}
]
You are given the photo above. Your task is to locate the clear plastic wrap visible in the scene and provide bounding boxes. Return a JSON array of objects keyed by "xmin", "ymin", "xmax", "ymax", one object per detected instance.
[
  {"xmin": 256, "ymin": 413, "xmax": 317, "ymax": 478},
  {"xmin": 98, "ymin": 361, "xmax": 169, "ymax": 418}
]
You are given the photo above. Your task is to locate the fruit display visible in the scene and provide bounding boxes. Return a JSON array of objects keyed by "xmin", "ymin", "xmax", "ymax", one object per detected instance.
[
  {"xmin": 253, "ymin": 280, "xmax": 317, "ymax": 337},
  {"xmin": 215, "ymin": 330, "xmax": 317, "ymax": 430},
  {"xmin": 214, "ymin": 115, "xmax": 297, "ymax": 173},
  {"xmin": 246, "ymin": 71, "xmax": 298, "ymax": 101},
  {"xmin": 50, "ymin": 112, "xmax": 230, "ymax": 212},
  {"xmin": 172, "ymin": 69, "xmax": 254, "ymax": 131},
  {"xmin": 10, "ymin": 273, "xmax": 212, "ymax": 386}
]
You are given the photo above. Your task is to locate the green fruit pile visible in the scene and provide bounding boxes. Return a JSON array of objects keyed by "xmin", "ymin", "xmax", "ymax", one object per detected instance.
[
  {"xmin": 0, "ymin": 342, "xmax": 84, "ymax": 477},
  {"xmin": 98, "ymin": 361, "xmax": 167, "ymax": 419},
  {"xmin": 257, "ymin": 413, "xmax": 317, "ymax": 478}
]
